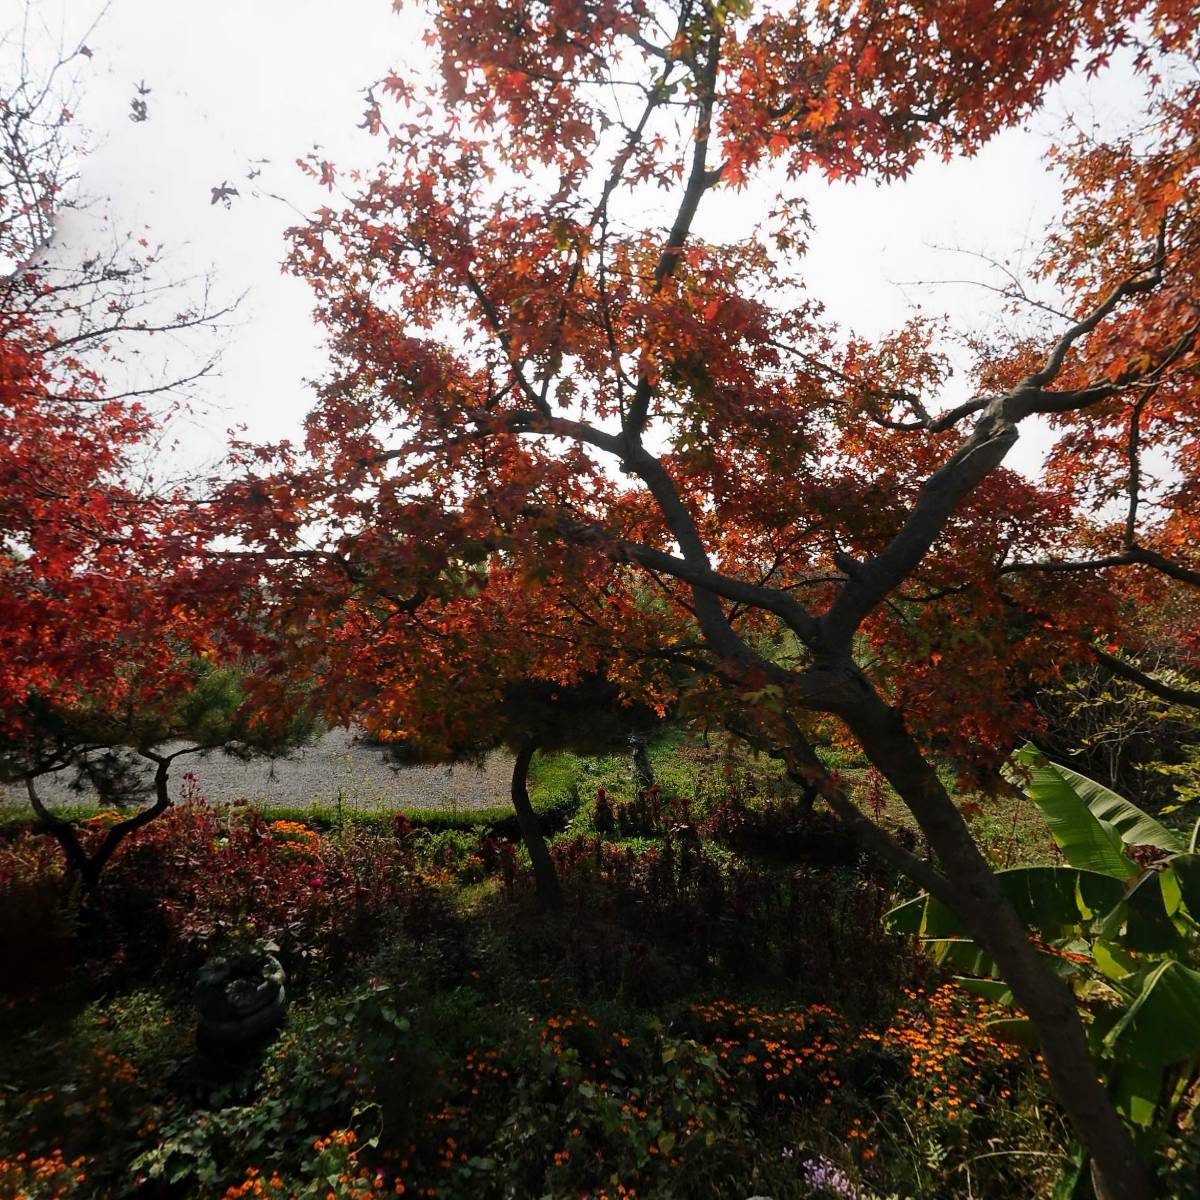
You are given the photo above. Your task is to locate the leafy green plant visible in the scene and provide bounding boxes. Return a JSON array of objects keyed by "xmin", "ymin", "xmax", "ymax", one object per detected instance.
[{"xmin": 887, "ymin": 745, "xmax": 1200, "ymax": 1188}]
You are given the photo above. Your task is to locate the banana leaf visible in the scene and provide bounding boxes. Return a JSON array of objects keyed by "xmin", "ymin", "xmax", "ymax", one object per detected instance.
[
  {"xmin": 886, "ymin": 867, "xmax": 1126, "ymax": 939},
  {"xmin": 986, "ymin": 1017, "xmax": 1040, "ymax": 1048},
  {"xmin": 921, "ymin": 938, "xmax": 999, "ymax": 976},
  {"xmin": 955, "ymin": 977, "xmax": 1014, "ymax": 1004},
  {"xmin": 1123, "ymin": 871, "xmax": 1187, "ymax": 953},
  {"xmin": 1103, "ymin": 959, "xmax": 1200, "ymax": 1066},
  {"xmin": 1111, "ymin": 1059, "xmax": 1164, "ymax": 1129},
  {"xmin": 1092, "ymin": 939, "xmax": 1140, "ymax": 983},
  {"xmin": 1016, "ymin": 745, "xmax": 1183, "ymax": 870},
  {"xmin": 1168, "ymin": 854, "xmax": 1200, "ymax": 920}
]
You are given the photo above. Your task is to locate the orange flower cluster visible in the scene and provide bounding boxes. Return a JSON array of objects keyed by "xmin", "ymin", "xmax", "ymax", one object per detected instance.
[
  {"xmin": 85, "ymin": 811, "xmax": 124, "ymax": 827},
  {"xmin": 21, "ymin": 1049, "xmax": 142, "ymax": 1141},
  {"xmin": 690, "ymin": 985, "xmax": 1032, "ymax": 1152},
  {"xmin": 223, "ymin": 1129, "xmax": 408, "ymax": 1199},
  {"xmin": 397, "ymin": 1007, "xmax": 671, "ymax": 1192},
  {"xmin": 0, "ymin": 1150, "xmax": 87, "ymax": 1200},
  {"xmin": 313, "ymin": 1129, "xmax": 358, "ymax": 1152},
  {"xmin": 221, "ymin": 988, "xmax": 1030, "ymax": 1197},
  {"xmin": 881, "ymin": 985, "xmax": 1026, "ymax": 1120},
  {"xmin": 690, "ymin": 997, "xmax": 848, "ymax": 1095},
  {"xmin": 92, "ymin": 1048, "xmax": 139, "ymax": 1087},
  {"xmin": 269, "ymin": 819, "xmax": 322, "ymax": 862},
  {"xmin": 221, "ymin": 1165, "xmax": 291, "ymax": 1199}
]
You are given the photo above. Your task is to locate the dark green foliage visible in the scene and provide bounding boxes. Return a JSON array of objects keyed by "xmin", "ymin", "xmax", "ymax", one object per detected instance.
[
  {"xmin": 377, "ymin": 672, "xmax": 665, "ymax": 768},
  {"xmin": 1036, "ymin": 661, "xmax": 1200, "ymax": 810},
  {"xmin": 0, "ymin": 660, "xmax": 317, "ymax": 798}
]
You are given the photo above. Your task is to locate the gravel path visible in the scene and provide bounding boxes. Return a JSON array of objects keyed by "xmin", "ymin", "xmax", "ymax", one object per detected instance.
[{"xmin": 0, "ymin": 728, "xmax": 516, "ymax": 814}]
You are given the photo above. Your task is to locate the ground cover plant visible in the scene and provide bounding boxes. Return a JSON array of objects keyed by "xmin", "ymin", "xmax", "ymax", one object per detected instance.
[{"xmin": 1, "ymin": 757, "xmax": 1098, "ymax": 1200}]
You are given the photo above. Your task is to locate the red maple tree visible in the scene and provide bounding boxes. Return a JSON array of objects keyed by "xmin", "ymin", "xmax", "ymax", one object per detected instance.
[
  {"xmin": 0, "ymin": 284, "xmax": 316, "ymax": 892},
  {"xmin": 231, "ymin": 3, "xmax": 1199, "ymax": 1194},
  {"xmin": 0, "ymin": 22, "xmax": 302, "ymax": 892}
]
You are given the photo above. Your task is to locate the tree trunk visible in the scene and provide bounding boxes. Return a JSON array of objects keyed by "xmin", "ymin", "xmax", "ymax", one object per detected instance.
[
  {"xmin": 629, "ymin": 732, "xmax": 655, "ymax": 793},
  {"xmin": 27, "ymin": 757, "xmax": 175, "ymax": 916},
  {"xmin": 839, "ymin": 695, "xmax": 1153, "ymax": 1200},
  {"xmin": 510, "ymin": 741, "xmax": 564, "ymax": 911}
]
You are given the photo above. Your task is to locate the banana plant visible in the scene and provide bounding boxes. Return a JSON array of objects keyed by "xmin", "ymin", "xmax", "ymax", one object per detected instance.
[{"xmin": 886, "ymin": 745, "xmax": 1200, "ymax": 1174}]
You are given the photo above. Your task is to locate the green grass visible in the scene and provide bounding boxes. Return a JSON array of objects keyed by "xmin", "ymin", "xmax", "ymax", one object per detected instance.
[
  {"xmin": 0, "ymin": 752, "xmax": 582, "ymax": 840},
  {"xmin": 0, "ymin": 802, "xmax": 101, "ymax": 832},
  {"xmin": 0, "ymin": 736, "xmax": 1063, "ymax": 880}
]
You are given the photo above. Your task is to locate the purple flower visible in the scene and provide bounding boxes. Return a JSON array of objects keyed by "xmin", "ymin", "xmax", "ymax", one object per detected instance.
[{"xmin": 802, "ymin": 1155, "xmax": 859, "ymax": 1199}]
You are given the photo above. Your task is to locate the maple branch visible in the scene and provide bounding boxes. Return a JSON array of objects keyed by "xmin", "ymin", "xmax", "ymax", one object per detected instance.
[
  {"xmin": 82, "ymin": 751, "xmax": 176, "ymax": 879},
  {"xmin": 1021, "ymin": 317, "xmax": 1200, "ymax": 417},
  {"xmin": 726, "ymin": 718, "xmax": 955, "ymax": 904},
  {"xmin": 595, "ymin": 221, "xmax": 634, "ymax": 401},
  {"xmin": 905, "ymin": 246, "xmax": 1075, "ymax": 323},
  {"xmin": 870, "ymin": 394, "xmax": 996, "ymax": 433},
  {"xmin": 477, "ymin": 408, "xmax": 625, "ymax": 455},
  {"xmin": 822, "ymin": 416, "xmax": 1018, "ymax": 647},
  {"xmin": 212, "ymin": 545, "xmax": 429, "ymax": 613},
  {"xmin": 899, "ymin": 580, "xmax": 971, "ymax": 603},
  {"xmin": 768, "ymin": 336, "xmax": 999, "ymax": 433},
  {"xmin": 1123, "ymin": 390, "xmax": 1150, "ymax": 549},
  {"xmin": 624, "ymin": 25, "xmax": 723, "ymax": 439},
  {"xmin": 459, "ymin": 266, "xmax": 548, "ymax": 415},
  {"xmin": 402, "ymin": 409, "xmax": 626, "ymax": 464},
  {"xmin": 40, "ymin": 360, "xmax": 218, "ymax": 406},
  {"xmin": 917, "ymin": 396, "xmax": 994, "ymax": 432},
  {"xmin": 590, "ymin": 532, "xmax": 818, "ymax": 644},
  {"xmin": 466, "ymin": 405, "xmax": 826, "ymax": 660},
  {"xmin": 1092, "ymin": 647, "xmax": 1200, "ymax": 712},
  {"xmin": 394, "ymin": 227, "xmax": 547, "ymax": 417},
  {"xmin": 45, "ymin": 299, "xmax": 240, "ymax": 352},
  {"xmin": 806, "ymin": 772, "xmax": 954, "ymax": 903},
  {"xmin": 781, "ymin": 573, "xmax": 848, "ymax": 591},
  {"xmin": 620, "ymin": 438, "xmax": 820, "ymax": 664},
  {"xmin": 408, "ymin": 402, "xmax": 808, "ymax": 668},
  {"xmin": 1108, "ymin": 546, "xmax": 1200, "ymax": 589},
  {"xmin": 822, "ymin": 233, "xmax": 1189, "ymax": 649},
  {"xmin": 1002, "ymin": 546, "xmax": 1200, "ymax": 588},
  {"xmin": 1000, "ymin": 553, "xmax": 1138, "ymax": 575},
  {"xmin": 0, "ymin": 4, "xmax": 108, "ymax": 275},
  {"xmin": 26, "ymin": 775, "xmax": 90, "ymax": 877},
  {"xmin": 591, "ymin": 77, "xmax": 672, "ymax": 406},
  {"xmin": 627, "ymin": 30, "xmax": 672, "ymax": 63},
  {"xmin": 1022, "ymin": 224, "xmax": 1166, "ymax": 391},
  {"xmin": 22, "ymin": 742, "xmax": 196, "ymax": 886}
]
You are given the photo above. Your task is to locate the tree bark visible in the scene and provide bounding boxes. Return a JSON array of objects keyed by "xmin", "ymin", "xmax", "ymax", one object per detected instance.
[
  {"xmin": 27, "ymin": 756, "xmax": 175, "ymax": 901},
  {"xmin": 838, "ymin": 693, "xmax": 1153, "ymax": 1200},
  {"xmin": 629, "ymin": 732, "xmax": 655, "ymax": 793},
  {"xmin": 510, "ymin": 741, "xmax": 564, "ymax": 911}
]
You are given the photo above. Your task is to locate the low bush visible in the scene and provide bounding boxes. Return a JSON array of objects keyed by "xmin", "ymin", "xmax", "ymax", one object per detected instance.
[
  {"xmin": 0, "ymin": 800, "xmax": 449, "ymax": 993},
  {"xmin": 0, "ymin": 831, "xmax": 73, "ymax": 995},
  {"xmin": 119, "ymin": 986, "xmax": 1056, "ymax": 1200},
  {"xmin": 105, "ymin": 803, "xmax": 424, "ymax": 980},
  {"xmin": 541, "ymin": 830, "xmax": 912, "ymax": 1015},
  {"xmin": 0, "ymin": 750, "xmax": 1082, "ymax": 1199},
  {"xmin": 699, "ymin": 791, "xmax": 860, "ymax": 866},
  {"xmin": 259, "ymin": 785, "xmax": 580, "ymax": 842}
]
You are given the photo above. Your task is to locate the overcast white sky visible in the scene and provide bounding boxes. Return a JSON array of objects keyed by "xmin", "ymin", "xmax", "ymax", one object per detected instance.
[{"xmin": 7, "ymin": 0, "xmax": 1140, "ymax": 475}]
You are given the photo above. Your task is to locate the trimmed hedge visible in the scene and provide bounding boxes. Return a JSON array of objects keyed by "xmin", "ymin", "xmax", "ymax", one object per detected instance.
[
  {"xmin": 0, "ymin": 785, "xmax": 582, "ymax": 841},
  {"xmin": 261, "ymin": 785, "xmax": 581, "ymax": 838},
  {"xmin": 0, "ymin": 802, "xmax": 99, "ymax": 833}
]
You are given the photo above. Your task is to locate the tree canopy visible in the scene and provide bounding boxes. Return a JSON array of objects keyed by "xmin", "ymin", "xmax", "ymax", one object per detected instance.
[{"xmin": 218, "ymin": 3, "xmax": 1200, "ymax": 1196}]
